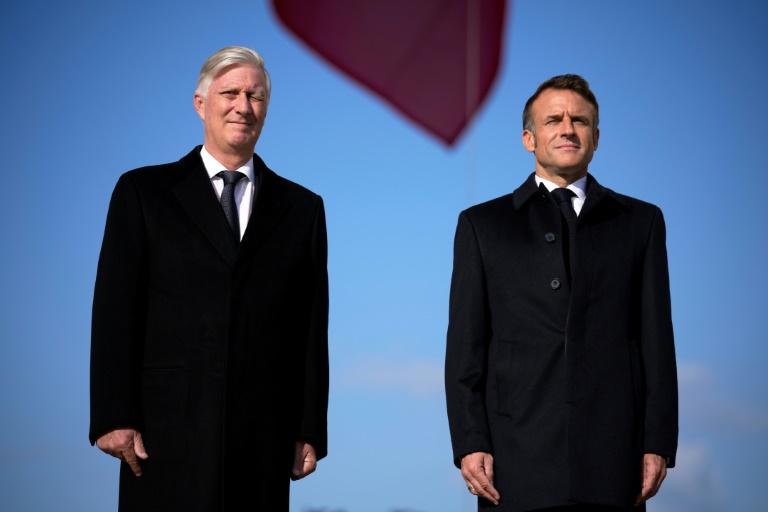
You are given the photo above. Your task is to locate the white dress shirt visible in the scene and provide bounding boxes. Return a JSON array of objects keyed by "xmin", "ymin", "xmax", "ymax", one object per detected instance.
[
  {"xmin": 200, "ymin": 146, "xmax": 256, "ymax": 240},
  {"xmin": 535, "ymin": 174, "xmax": 588, "ymax": 216}
]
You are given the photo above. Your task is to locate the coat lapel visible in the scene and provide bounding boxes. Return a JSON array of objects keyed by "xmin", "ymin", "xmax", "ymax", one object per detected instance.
[
  {"xmin": 238, "ymin": 155, "xmax": 292, "ymax": 259},
  {"xmin": 172, "ymin": 148, "xmax": 239, "ymax": 264},
  {"xmin": 580, "ymin": 174, "xmax": 627, "ymax": 220}
]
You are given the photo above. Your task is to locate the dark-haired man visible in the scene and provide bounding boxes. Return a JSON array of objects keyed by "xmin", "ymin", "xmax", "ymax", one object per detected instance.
[{"xmin": 446, "ymin": 74, "xmax": 677, "ymax": 511}]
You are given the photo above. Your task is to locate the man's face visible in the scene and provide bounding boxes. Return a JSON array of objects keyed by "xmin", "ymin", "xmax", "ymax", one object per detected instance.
[
  {"xmin": 522, "ymin": 89, "xmax": 599, "ymax": 181},
  {"xmin": 194, "ymin": 64, "xmax": 268, "ymax": 159}
]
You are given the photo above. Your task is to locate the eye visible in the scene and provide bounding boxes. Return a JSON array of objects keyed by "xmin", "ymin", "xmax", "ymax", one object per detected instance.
[{"xmin": 221, "ymin": 90, "xmax": 237, "ymax": 97}]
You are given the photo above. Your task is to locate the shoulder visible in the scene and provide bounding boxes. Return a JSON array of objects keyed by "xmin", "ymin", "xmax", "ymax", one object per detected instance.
[
  {"xmin": 599, "ymin": 185, "xmax": 664, "ymax": 221},
  {"xmin": 607, "ymin": 187, "xmax": 659, "ymax": 210},
  {"xmin": 462, "ymin": 193, "xmax": 516, "ymax": 221},
  {"xmin": 587, "ymin": 174, "xmax": 664, "ymax": 220},
  {"xmin": 460, "ymin": 172, "xmax": 539, "ymax": 224},
  {"xmin": 266, "ymin": 169, "xmax": 322, "ymax": 202},
  {"xmin": 256, "ymin": 153, "xmax": 323, "ymax": 207},
  {"xmin": 117, "ymin": 147, "xmax": 202, "ymax": 186},
  {"xmin": 461, "ymin": 172, "xmax": 541, "ymax": 222}
]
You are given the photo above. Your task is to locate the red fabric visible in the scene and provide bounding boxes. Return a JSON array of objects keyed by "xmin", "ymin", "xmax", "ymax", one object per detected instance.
[{"xmin": 272, "ymin": 0, "xmax": 507, "ymax": 145}]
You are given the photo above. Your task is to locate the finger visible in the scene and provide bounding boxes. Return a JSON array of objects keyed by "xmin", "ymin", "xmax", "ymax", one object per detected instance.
[
  {"xmin": 635, "ymin": 459, "xmax": 665, "ymax": 505},
  {"xmin": 122, "ymin": 447, "xmax": 143, "ymax": 477},
  {"xmin": 464, "ymin": 470, "xmax": 499, "ymax": 505},
  {"xmin": 302, "ymin": 452, "xmax": 317, "ymax": 478},
  {"xmin": 292, "ymin": 446, "xmax": 306, "ymax": 478},
  {"xmin": 646, "ymin": 465, "xmax": 666, "ymax": 500},
  {"xmin": 473, "ymin": 479, "xmax": 500, "ymax": 505},
  {"xmin": 636, "ymin": 469, "xmax": 652, "ymax": 505},
  {"xmin": 133, "ymin": 432, "xmax": 149, "ymax": 460},
  {"xmin": 293, "ymin": 449, "xmax": 317, "ymax": 480},
  {"xmin": 460, "ymin": 453, "xmax": 501, "ymax": 505},
  {"xmin": 484, "ymin": 462, "xmax": 495, "ymax": 486}
]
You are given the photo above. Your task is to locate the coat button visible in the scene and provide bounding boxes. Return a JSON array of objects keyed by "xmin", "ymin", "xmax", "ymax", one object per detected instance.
[
  {"xmin": 550, "ymin": 278, "xmax": 561, "ymax": 289},
  {"xmin": 545, "ymin": 232, "xmax": 556, "ymax": 242}
]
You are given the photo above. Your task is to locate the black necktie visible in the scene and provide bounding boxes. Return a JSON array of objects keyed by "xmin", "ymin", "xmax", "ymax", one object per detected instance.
[
  {"xmin": 551, "ymin": 187, "xmax": 577, "ymax": 282},
  {"xmin": 551, "ymin": 187, "xmax": 577, "ymax": 222},
  {"xmin": 217, "ymin": 171, "xmax": 245, "ymax": 241}
]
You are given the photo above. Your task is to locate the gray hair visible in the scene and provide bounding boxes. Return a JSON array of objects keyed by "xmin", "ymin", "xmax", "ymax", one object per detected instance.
[{"xmin": 196, "ymin": 46, "xmax": 272, "ymax": 103}]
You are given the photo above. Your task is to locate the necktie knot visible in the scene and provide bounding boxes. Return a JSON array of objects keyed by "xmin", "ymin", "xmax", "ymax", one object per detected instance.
[
  {"xmin": 551, "ymin": 187, "xmax": 576, "ymax": 205},
  {"xmin": 217, "ymin": 170, "xmax": 244, "ymax": 186}
]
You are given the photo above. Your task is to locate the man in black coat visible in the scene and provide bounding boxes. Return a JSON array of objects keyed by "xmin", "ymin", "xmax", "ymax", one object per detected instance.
[
  {"xmin": 445, "ymin": 74, "xmax": 677, "ymax": 511},
  {"xmin": 90, "ymin": 46, "xmax": 328, "ymax": 511}
]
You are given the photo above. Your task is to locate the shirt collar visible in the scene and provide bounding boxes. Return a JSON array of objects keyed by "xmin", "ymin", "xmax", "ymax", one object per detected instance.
[
  {"xmin": 534, "ymin": 174, "xmax": 588, "ymax": 201},
  {"xmin": 200, "ymin": 145, "xmax": 255, "ymax": 183}
]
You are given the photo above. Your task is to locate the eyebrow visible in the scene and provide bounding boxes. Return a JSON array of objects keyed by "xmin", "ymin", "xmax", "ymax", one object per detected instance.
[
  {"xmin": 544, "ymin": 113, "xmax": 591, "ymax": 123},
  {"xmin": 217, "ymin": 83, "xmax": 265, "ymax": 92}
]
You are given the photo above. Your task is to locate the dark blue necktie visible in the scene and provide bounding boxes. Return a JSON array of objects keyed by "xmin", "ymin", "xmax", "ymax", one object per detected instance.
[{"xmin": 217, "ymin": 171, "xmax": 245, "ymax": 241}]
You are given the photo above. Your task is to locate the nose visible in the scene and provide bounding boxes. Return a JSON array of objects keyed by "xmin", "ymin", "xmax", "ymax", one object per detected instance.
[
  {"xmin": 561, "ymin": 116, "xmax": 575, "ymax": 135},
  {"xmin": 234, "ymin": 93, "xmax": 253, "ymax": 116}
]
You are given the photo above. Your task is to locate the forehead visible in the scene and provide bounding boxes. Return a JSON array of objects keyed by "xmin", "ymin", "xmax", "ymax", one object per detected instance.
[
  {"xmin": 531, "ymin": 89, "xmax": 595, "ymax": 118},
  {"xmin": 210, "ymin": 65, "xmax": 266, "ymax": 88}
]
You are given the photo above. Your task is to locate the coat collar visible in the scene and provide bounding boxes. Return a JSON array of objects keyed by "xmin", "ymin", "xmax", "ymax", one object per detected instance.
[
  {"xmin": 512, "ymin": 172, "xmax": 627, "ymax": 219},
  {"xmin": 171, "ymin": 147, "xmax": 291, "ymax": 265}
]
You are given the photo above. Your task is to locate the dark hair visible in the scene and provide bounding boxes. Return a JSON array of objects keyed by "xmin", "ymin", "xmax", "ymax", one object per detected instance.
[{"xmin": 522, "ymin": 74, "xmax": 599, "ymax": 132}]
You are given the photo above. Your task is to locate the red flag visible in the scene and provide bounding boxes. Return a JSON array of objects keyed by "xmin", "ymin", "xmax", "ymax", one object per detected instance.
[{"xmin": 271, "ymin": 0, "xmax": 507, "ymax": 145}]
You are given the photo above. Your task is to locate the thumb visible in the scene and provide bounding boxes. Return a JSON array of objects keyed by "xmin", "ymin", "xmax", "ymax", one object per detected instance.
[
  {"xmin": 292, "ymin": 445, "xmax": 305, "ymax": 476},
  {"xmin": 133, "ymin": 432, "xmax": 149, "ymax": 460}
]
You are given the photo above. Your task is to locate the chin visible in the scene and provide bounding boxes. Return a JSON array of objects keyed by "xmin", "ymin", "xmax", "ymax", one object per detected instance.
[{"xmin": 228, "ymin": 137, "xmax": 257, "ymax": 148}]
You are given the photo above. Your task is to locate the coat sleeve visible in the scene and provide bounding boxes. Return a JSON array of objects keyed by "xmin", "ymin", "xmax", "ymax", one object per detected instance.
[
  {"xmin": 89, "ymin": 174, "xmax": 148, "ymax": 444},
  {"xmin": 445, "ymin": 211, "xmax": 493, "ymax": 467},
  {"xmin": 640, "ymin": 208, "xmax": 678, "ymax": 467},
  {"xmin": 298, "ymin": 196, "xmax": 329, "ymax": 460}
]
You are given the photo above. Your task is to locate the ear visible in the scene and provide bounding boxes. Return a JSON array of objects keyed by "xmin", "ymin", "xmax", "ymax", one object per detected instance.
[
  {"xmin": 522, "ymin": 129, "xmax": 536, "ymax": 153},
  {"xmin": 193, "ymin": 92, "xmax": 205, "ymax": 121},
  {"xmin": 593, "ymin": 127, "xmax": 600, "ymax": 150}
]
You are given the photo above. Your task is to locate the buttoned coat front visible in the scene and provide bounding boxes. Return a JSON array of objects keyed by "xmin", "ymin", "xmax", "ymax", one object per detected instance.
[
  {"xmin": 446, "ymin": 173, "xmax": 677, "ymax": 511},
  {"xmin": 90, "ymin": 147, "xmax": 328, "ymax": 511}
]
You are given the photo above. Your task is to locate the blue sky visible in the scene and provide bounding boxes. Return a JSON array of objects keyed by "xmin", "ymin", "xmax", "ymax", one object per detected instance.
[{"xmin": 1, "ymin": 0, "xmax": 767, "ymax": 511}]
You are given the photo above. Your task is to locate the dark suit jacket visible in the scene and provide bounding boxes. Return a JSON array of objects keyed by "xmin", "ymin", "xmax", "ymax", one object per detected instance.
[
  {"xmin": 445, "ymin": 173, "xmax": 677, "ymax": 511},
  {"xmin": 90, "ymin": 147, "xmax": 328, "ymax": 512}
]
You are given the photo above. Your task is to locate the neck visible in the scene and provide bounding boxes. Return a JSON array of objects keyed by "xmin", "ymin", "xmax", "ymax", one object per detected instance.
[
  {"xmin": 535, "ymin": 168, "xmax": 587, "ymax": 187},
  {"xmin": 205, "ymin": 145, "xmax": 253, "ymax": 171}
]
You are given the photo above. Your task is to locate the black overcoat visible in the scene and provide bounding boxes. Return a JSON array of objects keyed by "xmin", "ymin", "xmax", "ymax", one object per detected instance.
[
  {"xmin": 445, "ymin": 174, "xmax": 677, "ymax": 511},
  {"xmin": 90, "ymin": 147, "xmax": 328, "ymax": 511}
]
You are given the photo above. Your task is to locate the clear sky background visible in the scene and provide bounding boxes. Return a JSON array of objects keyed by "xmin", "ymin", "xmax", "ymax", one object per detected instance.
[{"xmin": 1, "ymin": 0, "xmax": 767, "ymax": 511}]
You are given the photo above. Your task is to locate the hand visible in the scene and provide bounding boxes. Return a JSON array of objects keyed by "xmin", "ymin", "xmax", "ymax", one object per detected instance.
[
  {"xmin": 635, "ymin": 453, "xmax": 667, "ymax": 506},
  {"xmin": 461, "ymin": 451, "xmax": 500, "ymax": 506},
  {"xmin": 96, "ymin": 428, "xmax": 148, "ymax": 477},
  {"xmin": 291, "ymin": 441, "xmax": 317, "ymax": 480}
]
